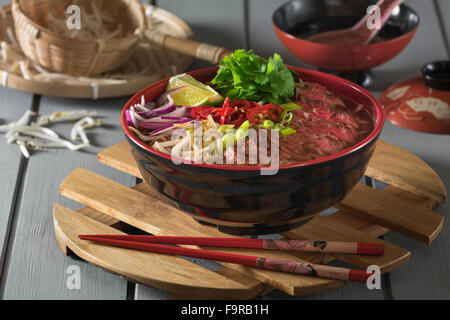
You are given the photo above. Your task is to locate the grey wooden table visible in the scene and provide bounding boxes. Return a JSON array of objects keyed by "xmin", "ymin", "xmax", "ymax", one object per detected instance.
[{"xmin": 0, "ymin": 0, "xmax": 449, "ymax": 300}]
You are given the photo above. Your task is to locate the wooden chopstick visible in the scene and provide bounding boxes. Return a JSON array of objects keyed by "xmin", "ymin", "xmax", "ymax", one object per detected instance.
[
  {"xmin": 79, "ymin": 235, "xmax": 374, "ymax": 283},
  {"xmin": 78, "ymin": 235, "xmax": 383, "ymax": 256}
]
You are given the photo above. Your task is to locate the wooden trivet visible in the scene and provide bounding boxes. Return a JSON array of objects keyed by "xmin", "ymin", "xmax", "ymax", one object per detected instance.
[{"xmin": 53, "ymin": 139, "xmax": 446, "ymax": 299}]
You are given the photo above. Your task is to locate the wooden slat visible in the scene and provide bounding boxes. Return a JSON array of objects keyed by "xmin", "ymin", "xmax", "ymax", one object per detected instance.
[
  {"xmin": 365, "ymin": 140, "xmax": 447, "ymax": 203},
  {"xmin": 337, "ymin": 183, "xmax": 444, "ymax": 244},
  {"xmin": 53, "ymin": 204, "xmax": 253, "ymax": 299},
  {"xmin": 60, "ymin": 168, "xmax": 345, "ymax": 296},
  {"xmin": 283, "ymin": 216, "xmax": 410, "ymax": 273},
  {"xmin": 97, "ymin": 142, "xmax": 142, "ymax": 179},
  {"xmin": 78, "ymin": 206, "xmax": 121, "ymax": 227},
  {"xmin": 327, "ymin": 186, "xmax": 437, "ymax": 237}
]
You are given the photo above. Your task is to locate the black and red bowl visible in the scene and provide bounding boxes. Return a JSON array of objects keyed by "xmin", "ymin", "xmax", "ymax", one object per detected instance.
[
  {"xmin": 122, "ymin": 67, "xmax": 384, "ymax": 235},
  {"xmin": 272, "ymin": 0, "xmax": 419, "ymax": 86}
]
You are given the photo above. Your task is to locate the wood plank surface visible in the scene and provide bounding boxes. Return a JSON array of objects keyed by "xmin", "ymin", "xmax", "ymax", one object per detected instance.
[
  {"xmin": 1, "ymin": 0, "xmax": 448, "ymax": 300},
  {"xmin": 0, "ymin": 89, "xmax": 32, "ymax": 281},
  {"xmin": 370, "ymin": 0, "xmax": 450, "ymax": 299},
  {"xmin": 1, "ymin": 96, "xmax": 135, "ymax": 299},
  {"xmin": 0, "ymin": 0, "xmax": 33, "ymax": 291}
]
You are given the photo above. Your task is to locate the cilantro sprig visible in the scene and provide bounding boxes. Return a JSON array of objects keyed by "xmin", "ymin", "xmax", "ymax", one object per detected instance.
[{"xmin": 210, "ymin": 50, "xmax": 296, "ymax": 105}]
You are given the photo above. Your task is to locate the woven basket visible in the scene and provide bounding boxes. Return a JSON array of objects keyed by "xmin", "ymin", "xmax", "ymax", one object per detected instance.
[
  {"xmin": 12, "ymin": 0, "xmax": 232, "ymax": 77},
  {"xmin": 12, "ymin": 0, "xmax": 145, "ymax": 76}
]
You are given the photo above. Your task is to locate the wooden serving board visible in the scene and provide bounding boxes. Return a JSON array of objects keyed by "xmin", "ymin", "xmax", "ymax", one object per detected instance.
[{"xmin": 53, "ymin": 139, "xmax": 446, "ymax": 299}]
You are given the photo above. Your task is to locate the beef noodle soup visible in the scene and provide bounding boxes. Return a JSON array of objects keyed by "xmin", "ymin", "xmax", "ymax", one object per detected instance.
[{"xmin": 125, "ymin": 50, "xmax": 374, "ymax": 166}]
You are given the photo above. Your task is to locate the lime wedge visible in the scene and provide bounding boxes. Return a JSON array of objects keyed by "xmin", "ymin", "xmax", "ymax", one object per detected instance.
[{"xmin": 167, "ymin": 73, "xmax": 223, "ymax": 106}]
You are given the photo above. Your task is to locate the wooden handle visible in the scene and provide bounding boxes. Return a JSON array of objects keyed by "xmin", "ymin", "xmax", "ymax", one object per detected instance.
[{"xmin": 144, "ymin": 29, "xmax": 233, "ymax": 64}]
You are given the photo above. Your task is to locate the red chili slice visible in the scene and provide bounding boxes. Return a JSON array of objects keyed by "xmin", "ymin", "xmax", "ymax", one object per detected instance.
[
  {"xmin": 229, "ymin": 100, "xmax": 252, "ymax": 109},
  {"xmin": 220, "ymin": 97, "xmax": 231, "ymax": 125},
  {"xmin": 226, "ymin": 100, "xmax": 252, "ymax": 126},
  {"xmin": 191, "ymin": 106, "xmax": 221, "ymax": 121},
  {"xmin": 246, "ymin": 104, "xmax": 284, "ymax": 124}
]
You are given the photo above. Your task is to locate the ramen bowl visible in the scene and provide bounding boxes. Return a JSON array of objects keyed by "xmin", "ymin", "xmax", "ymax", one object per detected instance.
[
  {"xmin": 122, "ymin": 67, "xmax": 384, "ymax": 235},
  {"xmin": 272, "ymin": 0, "xmax": 419, "ymax": 87}
]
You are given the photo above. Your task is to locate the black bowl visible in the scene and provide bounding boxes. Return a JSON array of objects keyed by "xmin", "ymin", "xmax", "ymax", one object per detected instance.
[{"xmin": 122, "ymin": 67, "xmax": 384, "ymax": 235}]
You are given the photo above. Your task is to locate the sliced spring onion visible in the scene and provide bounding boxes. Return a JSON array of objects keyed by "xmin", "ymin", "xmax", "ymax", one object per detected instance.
[
  {"xmin": 280, "ymin": 103, "xmax": 302, "ymax": 111},
  {"xmin": 280, "ymin": 127, "xmax": 296, "ymax": 136},
  {"xmin": 218, "ymin": 124, "xmax": 235, "ymax": 134},
  {"xmin": 262, "ymin": 119, "xmax": 275, "ymax": 129},
  {"xmin": 235, "ymin": 120, "xmax": 250, "ymax": 142},
  {"xmin": 221, "ymin": 132, "xmax": 235, "ymax": 150},
  {"xmin": 281, "ymin": 110, "xmax": 293, "ymax": 125}
]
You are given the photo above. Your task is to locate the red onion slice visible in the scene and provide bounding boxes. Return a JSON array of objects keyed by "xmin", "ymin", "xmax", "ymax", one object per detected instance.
[
  {"xmin": 136, "ymin": 105, "xmax": 176, "ymax": 118},
  {"xmin": 125, "ymin": 110, "xmax": 137, "ymax": 128},
  {"xmin": 156, "ymin": 87, "xmax": 185, "ymax": 107}
]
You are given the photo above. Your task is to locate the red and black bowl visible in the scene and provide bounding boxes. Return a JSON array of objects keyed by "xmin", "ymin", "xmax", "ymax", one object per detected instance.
[
  {"xmin": 272, "ymin": 0, "xmax": 419, "ymax": 87},
  {"xmin": 122, "ymin": 67, "xmax": 384, "ymax": 235}
]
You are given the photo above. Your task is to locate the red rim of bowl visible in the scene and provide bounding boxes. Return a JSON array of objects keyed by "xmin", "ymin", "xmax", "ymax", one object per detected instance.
[
  {"xmin": 122, "ymin": 67, "xmax": 384, "ymax": 171},
  {"xmin": 271, "ymin": 3, "xmax": 420, "ymax": 49},
  {"xmin": 272, "ymin": 23, "xmax": 419, "ymax": 49}
]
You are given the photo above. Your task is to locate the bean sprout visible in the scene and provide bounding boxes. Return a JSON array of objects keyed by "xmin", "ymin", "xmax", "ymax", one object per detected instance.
[{"xmin": 0, "ymin": 110, "xmax": 102, "ymax": 158}]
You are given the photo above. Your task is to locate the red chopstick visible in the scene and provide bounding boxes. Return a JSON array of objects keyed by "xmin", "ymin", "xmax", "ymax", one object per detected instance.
[
  {"xmin": 79, "ymin": 235, "xmax": 375, "ymax": 283},
  {"xmin": 78, "ymin": 235, "xmax": 383, "ymax": 255}
]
